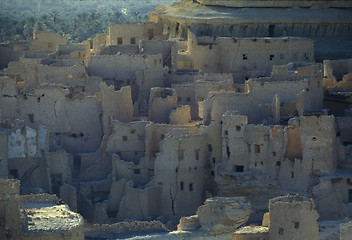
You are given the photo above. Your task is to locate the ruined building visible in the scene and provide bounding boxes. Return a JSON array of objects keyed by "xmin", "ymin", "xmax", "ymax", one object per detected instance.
[{"xmin": 1, "ymin": 0, "xmax": 352, "ymax": 239}]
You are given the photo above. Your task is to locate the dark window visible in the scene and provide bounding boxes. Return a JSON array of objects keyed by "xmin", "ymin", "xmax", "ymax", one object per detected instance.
[
  {"xmin": 189, "ymin": 183, "xmax": 193, "ymax": 192},
  {"xmin": 180, "ymin": 182, "xmax": 184, "ymax": 190},
  {"xmin": 279, "ymin": 228, "xmax": 284, "ymax": 235},
  {"xmin": 242, "ymin": 54, "xmax": 248, "ymax": 60},
  {"xmin": 255, "ymin": 144, "xmax": 260, "ymax": 153},
  {"xmin": 9, "ymin": 169, "xmax": 18, "ymax": 179},
  {"xmin": 226, "ymin": 145, "xmax": 231, "ymax": 157},
  {"xmin": 208, "ymin": 144, "xmax": 212, "ymax": 152},
  {"xmin": 269, "ymin": 25, "xmax": 275, "ymax": 37},
  {"xmin": 28, "ymin": 114, "xmax": 34, "ymax": 123},
  {"xmin": 161, "ymin": 134, "xmax": 165, "ymax": 140},
  {"xmin": 270, "ymin": 54, "xmax": 274, "ymax": 61},
  {"xmin": 236, "ymin": 126, "xmax": 241, "ymax": 131},
  {"xmin": 195, "ymin": 149, "xmax": 200, "ymax": 160},
  {"xmin": 178, "ymin": 97, "xmax": 182, "ymax": 102},
  {"xmin": 235, "ymin": 165, "xmax": 244, "ymax": 172},
  {"xmin": 349, "ymin": 189, "xmax": 352, "ymax": 202},
  {"xmin": 148, "ymin": 29, "xmax": 154, "ymax": 40},
  {"xmin": 212, "ymin": 158, "xmax": 216, "ymax": 163},
  {"xmin": 291, "ymin": 172, "xmax": 294, "ymax": 178},
  {"xmin": 134, "ymin": 169, "xmax": 140, "ymax": 175},
  {"xmin": 117, "ymin": 38, "xmax": 123, "ymax": 45},
  {"xmin": 131, "ymin": 37, "xmax": 136, "ymax": 44},
  {"xmin": 224, "ymin": 130, "xmax": 228, "ymax": 136},
  {"xmin": 276, "ymin": 161, "xmax": 281, "ymax": 166},
  {"xmin": 123, "ymin": 136, "xmax": 128, "ymax": 141},
  {"xmin": 131, "ymin": 130, "xmax": 136, "ymax": 134},
  {"xmin": 295, "ymin": 222, "xmax": 300, "ymax": 229},
  {"xmin": 198, "ymin": 97, "xmax": 204, "ymax": 102},
  {"xmin": 280, "ymin": 54, "xmax": 285, "ymax": 60},
  {"xmin": 186, "ymin": 97, "xmax": 191, "ymax": 102},
  {"xmin": 211, "ymin": 170, "xmax": 215, "ymax": 176},
  {"xmin": 304, "ymin": 53, "xmax": 309, "ymax": 60}
]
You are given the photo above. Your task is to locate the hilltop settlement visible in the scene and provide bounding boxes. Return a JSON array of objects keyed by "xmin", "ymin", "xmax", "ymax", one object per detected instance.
[{"xmin": 1, "ymin": 0, "xmax": 352, "ymax": 239}]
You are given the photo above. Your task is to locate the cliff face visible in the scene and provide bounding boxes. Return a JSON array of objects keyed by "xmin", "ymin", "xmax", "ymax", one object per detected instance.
[
  {"xmin": 149, "ymin": 0, "xmax": 352, "ymax": 59},
  {"xmin": 196, "ymin": 0, "xmax": 352, "ymax": 8}
]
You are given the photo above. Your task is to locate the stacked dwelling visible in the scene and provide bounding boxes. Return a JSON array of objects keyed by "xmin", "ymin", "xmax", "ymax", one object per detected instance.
[{"xmin": 1, "ymin": 0, "xmax": 352, "ymax": 239}]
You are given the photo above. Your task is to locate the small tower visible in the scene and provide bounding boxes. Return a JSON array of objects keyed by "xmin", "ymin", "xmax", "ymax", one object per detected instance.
[{"xmin": 268, "ymin": 194, "xmax": 319, "ymax": 240}]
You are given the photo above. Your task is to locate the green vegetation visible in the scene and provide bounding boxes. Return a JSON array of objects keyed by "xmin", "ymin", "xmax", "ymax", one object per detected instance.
[{"xmin": 0, "ymin": 0, "xmax": 178, "ymax": 43}]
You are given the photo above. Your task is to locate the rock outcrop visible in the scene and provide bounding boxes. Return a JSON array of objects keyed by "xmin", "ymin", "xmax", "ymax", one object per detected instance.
[
  {"xmin": 230, "ymin": 226, "xmax": 269, "ymax": 240},
  {"xmin": 177, "ymin": 197, "xmax": 252, "ymax": 234}
]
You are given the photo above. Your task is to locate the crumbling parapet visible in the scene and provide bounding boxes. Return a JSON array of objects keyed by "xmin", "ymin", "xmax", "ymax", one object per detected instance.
[
  {"xmin": 149, "ymin": 87, "xmax": 177, "ymax": 124},
  {"xmin": 136, "ymin": 69, "xmax": 166, "ymax": 113},
  {"xmin": 323, "ymin": 58, "xmax": 352, "ymax": 91},
  {"xmin": 30, "ymin": 31, "xmax": 67, "ymax": 51},
  {"xmin": 92, "ymin": 34, "xmax": 107, "ymax": 54},
  {"xmin": 205, "ymin": 63, "xmax": 323, "ymax": 125},
  {"xmin": 100, "ymin": 83, "xmax": 133, "ymax": 136},
  {"xmin": 169, "ymin": 105, "xmax": 191, "ymax": 125}
]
